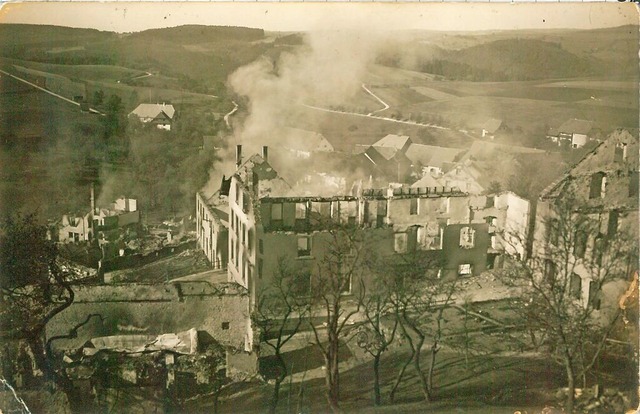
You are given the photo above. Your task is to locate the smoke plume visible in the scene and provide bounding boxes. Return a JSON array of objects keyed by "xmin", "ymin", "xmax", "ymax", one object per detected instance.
[{"xmin": 204, "ymin": 26, "xmax": 387, "ymax": 196}]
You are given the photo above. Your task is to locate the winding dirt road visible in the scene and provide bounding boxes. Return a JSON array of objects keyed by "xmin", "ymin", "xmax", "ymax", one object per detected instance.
[
  {"xmin": 301, "ymin": 103, "xmax": 449, "ymax": 130},
  {"xmin": 361, "ymin": 83, "xmax": 389, "ymax": 116},
  {"xmin": 224, "ymin": 101, "xmax": 239, "ymax": 129}
]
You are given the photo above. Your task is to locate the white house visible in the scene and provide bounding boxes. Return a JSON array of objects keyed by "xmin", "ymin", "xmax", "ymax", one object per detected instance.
[{"xmin": 129, "ymin": 103, "xmax": 176, "ymax": 130}]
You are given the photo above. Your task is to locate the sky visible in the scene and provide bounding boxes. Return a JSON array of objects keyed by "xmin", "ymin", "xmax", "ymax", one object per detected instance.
[{"xmin": 0, "ymin": 2, "xmax": 638, "ymax": 33}]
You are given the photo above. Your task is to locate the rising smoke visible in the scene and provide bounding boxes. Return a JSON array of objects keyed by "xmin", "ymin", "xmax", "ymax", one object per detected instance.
[{"xmin": 204, "ymin": 26, "xmax": 388, "ymax": 196}]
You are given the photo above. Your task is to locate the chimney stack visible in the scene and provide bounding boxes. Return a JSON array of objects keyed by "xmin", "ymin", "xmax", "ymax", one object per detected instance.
[
  {"xmin": 262, "ymin": 146, "xmax": 269, "ymax": 162},
  {"xmin": 236, "ymin": 144, "xmax": 242, "ymax": 167},
  {"xmin": 90, "ymin": 182, "xmax": 96, "ymax": 215},
  {"xmin": 90, "ymin": 182, "xmax": 96, "ymax": 240}
]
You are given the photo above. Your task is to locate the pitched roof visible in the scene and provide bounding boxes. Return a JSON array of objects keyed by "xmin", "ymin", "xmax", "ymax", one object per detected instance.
[
  {"xmin": 482, "ymin": 118, "xmax": 503, "ymax": 133},
  {"xmin": 558, "ymin": 119, "xmax": 593, "ymax": 135},
  {"xmin": 281, "ymin": 127, "xmax": 333, "ymax": 152},
  {"xmin": 130, "ymin": 103, "xmax": 176, "ymax": 120},
  {"xmin": 410, "ymin": 174, "xmax": 442, "ymax": 188},
  {"xmin": 371, "ymin": 134, "xmax": 411, "ymax": 150},
  {"xmin": 405, "ymin": 144, "xmax": 465, "ymax": 169},
  {"xmin": 367, "ymin": 145, "xmax": 398, "ymax": 161}
]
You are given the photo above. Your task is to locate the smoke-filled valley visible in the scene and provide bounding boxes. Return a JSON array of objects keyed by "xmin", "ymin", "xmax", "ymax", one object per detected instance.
[{"xmin": 1, "ymin": 22, "xmax": 637, "ymax": 222}]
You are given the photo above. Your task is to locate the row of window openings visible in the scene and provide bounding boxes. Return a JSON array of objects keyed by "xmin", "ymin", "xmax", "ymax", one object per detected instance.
[
  {"xmin": 302, "ymin": 231, "xmax": 486, "ymax": 257},
  {"xmin": 547, "ymin": 210, "xmax": 618, "ymax": 254},
  {"xmin": 270, "ymin": 201, "xmax": 361, "ymax": 224},
  {"xmin": 271, "ymin": 199, "xmax": 456, "ymax": 226},
  {"xmin": 589, "ymin": 171, "xmax": 638, "ymax": 199}
]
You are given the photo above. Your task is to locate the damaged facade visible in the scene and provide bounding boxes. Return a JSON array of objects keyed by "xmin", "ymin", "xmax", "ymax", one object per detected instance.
[
  {"xmin": 198, "ymin": 145, "xmax": 531, "ymax": 353},
  {"xmin": 196, "ymin": 191, "xmax": 229, "ymax": 270},
  {"xmin": 533, "ymin": 129, "xmax": 639, "ymax": 308},
  {"xmin": 58, "ymin": 196, "xmax": 139, "ymax": 244}
]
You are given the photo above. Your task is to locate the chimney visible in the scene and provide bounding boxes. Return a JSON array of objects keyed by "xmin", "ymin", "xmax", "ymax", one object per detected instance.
[
  {"xmin": 262, "ymin": 146, "xmax": 269, "ymax": 162},
  {"xmin": 90, "ymin": 182, "xmax": 96, "ymax": 215},
  {"xmin": 90, "ymin": 182, "xmax": 96, "ymax": 240},
  {"xmin": 236, "ymin": 144, "xmax": 242, "ymax": 167}
]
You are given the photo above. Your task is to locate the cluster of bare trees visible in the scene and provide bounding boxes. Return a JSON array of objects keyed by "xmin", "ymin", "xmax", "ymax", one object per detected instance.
[
  {"xmin": 252, "ymin": 192, "xmax": 638, "ymax": 413},
  {"xmin": 252, "ymin": 225, "xmax": 462, "ymax": 413},
  {"xmin": 498, "ymin": 193, "xmax": 638, "ymax": 413}
]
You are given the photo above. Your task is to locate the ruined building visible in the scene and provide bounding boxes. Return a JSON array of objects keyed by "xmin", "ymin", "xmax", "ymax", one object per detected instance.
[
  {"xmin": 533, "ymin": 129, "xmax": 639, "ymax": 308},
  {"xmin": 58, "ymin": 195, "xmax": 139, "ymax": 243},
  {"xmin": 197, "ymin": 145, "xmax": 532, "ymax": 351}
]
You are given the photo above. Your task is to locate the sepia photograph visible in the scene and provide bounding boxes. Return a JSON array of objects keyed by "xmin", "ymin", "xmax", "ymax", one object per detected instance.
[{"xmin": 0, "ymin": 2, "xmax": 638, "ymax": 413}]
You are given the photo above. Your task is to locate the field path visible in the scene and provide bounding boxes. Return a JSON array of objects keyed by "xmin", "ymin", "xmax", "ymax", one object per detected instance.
[
  {"xmin": 361, "ymin": 83, "xmax": 389, "ymax": 115},
  {"xmin": 130, "ymin": 71, "xmax": 152, "ymax": 81},
  {"xmin": 301, "ymin": 103, "xmax": 449, "ymax": 130},
  {"xmin": 224, "ymin": 100, "xmax": 238, "ymax": 129},
  {"xmin": 0, "ymin": 68, "xmax": 103, "ymax": 114}
]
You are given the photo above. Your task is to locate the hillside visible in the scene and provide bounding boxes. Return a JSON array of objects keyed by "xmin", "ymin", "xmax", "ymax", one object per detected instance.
[
  {"xmin": 0, "ymin": 24, "xmax": 284, "ymax": 86},
  {"xmin": 378, "ymin": 25, "xmax": 638, "ymax": 81},
  {"xmin": 127, "ymin": 25, "xmax": 264, "ymax": 43}
]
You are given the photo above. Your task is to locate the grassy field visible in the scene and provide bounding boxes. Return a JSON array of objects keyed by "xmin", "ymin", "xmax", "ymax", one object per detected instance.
[
  {"xmin": 0, "ymin": 73, "xmax": 102, "ymax": 218},
  {"xmin": 5, "ymin": 59, "xmax": 142, "ymax": 81}
]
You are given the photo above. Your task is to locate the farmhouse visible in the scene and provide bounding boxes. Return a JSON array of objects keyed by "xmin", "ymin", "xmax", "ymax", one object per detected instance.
[
  {"xmin": 361, "ymin": 134, "xmax": 414, "ymax": 183},
  {"xmin": 129, "ymin": 103, "xmax": 176, "ymax": 130},
  {"xmin": 549, "ymin": 118, "xmax": 594, "ymax": 149},
  {"xmin": 438, "ymin": 160, "xmax": 490, "ymax": 195},
  {"xmin": 481, "ymin": 118, "xmax": 503, "ymax": 139}
]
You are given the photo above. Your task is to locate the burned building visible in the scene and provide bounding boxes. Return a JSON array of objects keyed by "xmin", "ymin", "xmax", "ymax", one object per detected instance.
[
  {"xmin": 198, "ymin": 145, "xmax": 531, "ymax": 352},
  {"xmin": 533, "ymin": 129, "xmax": 639, "ymax": 308},
  {"xmin": 196, "ymin": 190, "xmax": 229, "ymax": 270},
  {"xmin": 58, "ymin": 196, "xmax": 140, "ymax": 244}
]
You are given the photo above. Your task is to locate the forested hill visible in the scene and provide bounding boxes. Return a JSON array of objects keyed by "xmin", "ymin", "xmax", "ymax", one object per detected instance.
[
  {"xmin": 378, "ymin": 25, "xmax": 638, "ymax": 81},
  {"xmin": 424, "ymin": 39, "xmax": 597, "ymax": 81},
  {"xmin": 0, "ymin": 24, "xmax": 273, "ymax": 84},
  {"xmin": 128, "ymin": 25, "xmax": 265, "ymax": 43}
]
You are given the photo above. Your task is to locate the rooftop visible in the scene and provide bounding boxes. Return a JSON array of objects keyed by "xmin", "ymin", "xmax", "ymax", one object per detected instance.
[
  {"xmin": 371, "ymin": 134, "xmax": 412, "ymax": 151},
  {"xmin": 482, "ymin": 118, "xmax": 503, "ymax": 134},
  {"xmin": 130, "ymin": 103, "xmax": 176, "ymax": 120},
  {"xmin": 280, "ymin": 127, "xmax": 333, "ymax": 153},
  {"xmin": 558, "ymin": 118, "xmax": 593, "ymax": 135},
  {"xmin": 405, "ymin": 143, "xmax": 465, "ymax": 169}
]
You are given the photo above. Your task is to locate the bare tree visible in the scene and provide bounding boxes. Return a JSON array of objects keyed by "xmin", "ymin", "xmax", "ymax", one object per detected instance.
[
  {"xmin": 307, "ymin": 225, "xmax": 367, "ymax": 412},
  {"xmin": 252, "ymin": 257, "xmax": 309, "ymax": 414},
  {"xmin": 355, "ymin": 276, "xmax": 398, "ymax": 406},
  {"xmin": 387, "ymin": 253, "xmax": 457, "ymax": 404},
  {"xmin": 499, "ymin": 193, "xmax": 638, "ymax": 412}
]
